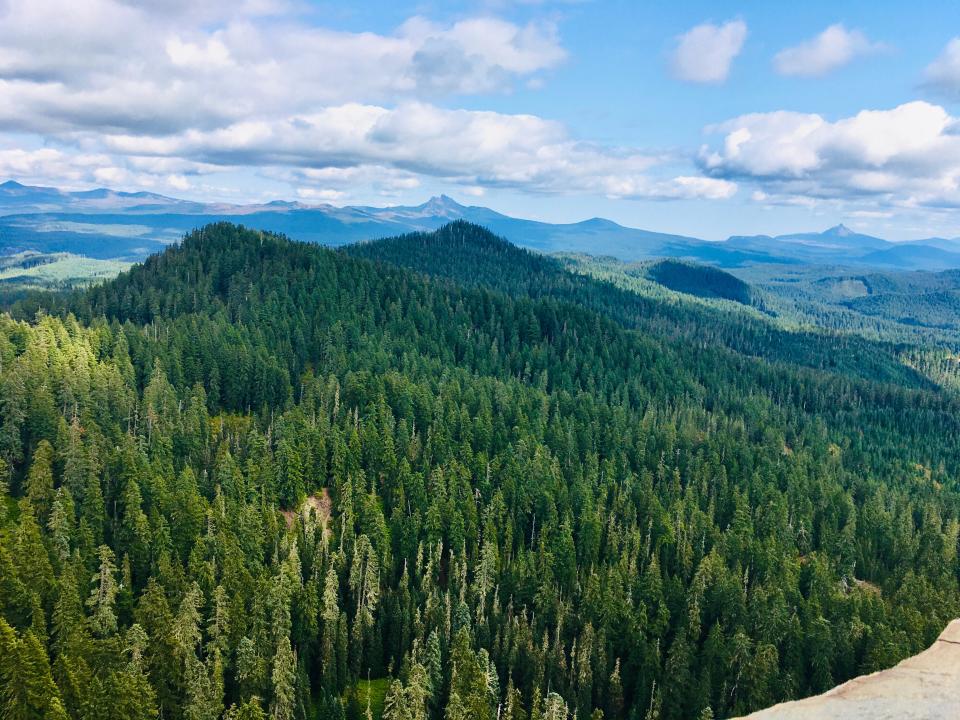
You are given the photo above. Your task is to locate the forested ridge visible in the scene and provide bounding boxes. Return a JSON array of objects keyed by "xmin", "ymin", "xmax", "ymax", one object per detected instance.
[
  {"xmin": 346, "ymin": 222, "xmax": 932, "ymax": 390},
  {"xmin": 1, "ymin": 222, "xmax": 960, "ymax": 720},
  {"xmin": 643, "ymin": 260, "xmax": 755, "ymax": 307}
]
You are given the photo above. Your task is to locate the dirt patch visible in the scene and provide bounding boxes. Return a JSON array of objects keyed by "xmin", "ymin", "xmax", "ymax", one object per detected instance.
[{"xmin": 282, "ymin": 488, "xmax": 332, "ymax": 540}]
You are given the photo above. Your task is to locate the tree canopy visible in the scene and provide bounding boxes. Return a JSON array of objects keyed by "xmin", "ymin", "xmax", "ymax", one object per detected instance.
[{"xmin": 0, "ymin": 222, "xmax": 958, "ymax": 719}]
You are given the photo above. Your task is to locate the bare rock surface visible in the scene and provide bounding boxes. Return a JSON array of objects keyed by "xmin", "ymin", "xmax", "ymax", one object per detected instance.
[{"xmin": 737, "ymin": 619, "xmax": 960, "ymax": 719}]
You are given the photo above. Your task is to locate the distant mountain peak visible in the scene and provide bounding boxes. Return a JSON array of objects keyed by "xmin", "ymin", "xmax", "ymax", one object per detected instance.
[
  {"xmin": 575, "ymin": 217, "xmax": 630, "ymax": 231},
  {"xmin": 826, "ymin": 223, "xmax": 854, "ymax": 237},
  {"xmin": 3, "ymin": 179, "xmax": 959, "ymax": 270},
  {"xmin": 421, "ymin": 194, "xmax": 464, "ymax": 212}
]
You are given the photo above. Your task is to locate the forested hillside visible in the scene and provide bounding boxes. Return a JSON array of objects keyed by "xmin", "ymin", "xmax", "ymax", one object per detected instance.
[
  {"xmin": 732, "ymin": 264, "xmax": 960, "ymax": 349},
  {"xmin": 2, "ymin": 222, "xmax": 960, "ymax": 720},
  {"xmin": 348, "ymin": 222, "xmax": 929, "ymax": 389},
  {"xmin": 645, "ymin": 260, "xmax": 755, "ymax": 306}
]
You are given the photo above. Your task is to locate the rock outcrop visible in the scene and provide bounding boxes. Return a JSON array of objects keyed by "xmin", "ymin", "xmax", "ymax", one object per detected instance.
[{"xmin": 737, "ymin": 620, "xmax": 960, "ymax": 719}]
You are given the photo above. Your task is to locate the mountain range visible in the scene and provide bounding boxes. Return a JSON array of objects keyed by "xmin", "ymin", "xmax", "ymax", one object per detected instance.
[{"xmin": 2, "ymin": 179, "xmax": 960, "ymax": 269}]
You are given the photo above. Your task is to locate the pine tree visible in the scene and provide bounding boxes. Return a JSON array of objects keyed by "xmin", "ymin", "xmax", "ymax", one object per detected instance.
[
  {"xmin": 80, "ymin": 475, "xmax": 106, "ymax": 547},
  {"xmin": 47, "ymin": 487, "xmax": 75, "ymax": 566},
  {"xmin": 606, "ymin": 659, "xmax": 624, "ymax": 720},
  {"xmin": 382, "ymin": 679, "xmax": 407, "ymax": 720},
  {"xmin": 60, "ymin": 416, "xmax": 91, "ymax": 503},
  {"xmin": 0, "ymin": 619, "xmax": 70, "ymax": 720},
  {"xmin": 447, "ymin": 629, "xmax": 494, "ymax": 720},
  {"xmin": 320, "ymin": 565, "xmax": 341, "ymax": 690},
  {"xmin": 120, "ymin": 478, "xmax": 152, "ymax": 579},
  {"xmin": 104, "ymin": 624, "xmax": 159, "ymax": 720},
  {"xmin": 87, "ymin": 544, "xmax": 118, "ymax": 637},
  {"xmin": 275, "ymin": 439, "xmax": 305, "ymax": 509},
  {"xmin": 237, "ymin": 635, "xmax": 268, "ymax": 701},
  {"xmin": 350, "ymin": 535, "xmax": 380, "ymax": 630},
  {"xmin": 207, "ymin": 585, "xmax": 230, "ymax": 658},
  {"xmin": 134, "ymin": 578, "xmax": 181, "ymax": 718},
  {"xmin": 0, "ymin": 458, "xmax": 10, "ymax": 498},
  {"xmin": 51, "ymin": 564, "xmax": 88, "ymax": 659},
  {"xmin": 25, "ymin": 440, "xmax": 55, "ymax": 523},
  {"xmin": 543, "ymin": 693, "xmax": 568, "ymax": 720},
  {"xmin": 269, "ymin": 636, "xmax": 297, "ymax": 720},
  {"xmin": 226, "ymin": 697, "xmax": 268, "ymax": 720}
]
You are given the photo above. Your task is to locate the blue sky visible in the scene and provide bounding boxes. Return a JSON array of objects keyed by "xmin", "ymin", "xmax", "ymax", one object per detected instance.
[{"xmin": 3, "ymin": 0, "xmax": 960, "ymax": 239}]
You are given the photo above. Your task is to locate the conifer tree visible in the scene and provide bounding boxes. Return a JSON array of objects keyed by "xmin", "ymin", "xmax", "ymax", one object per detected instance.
[
  {"xmin": 0, "ymin": 619, "xmax": 70, "ymax": 720},
  {"xmin": 269, "ymin": 636, "xmax": 296, "ymax": 720},
  {"xmin": 25, "ymin": 440, "xmax": 55, "ymax": 523},
  {"xmin": 87, "ymin": 545, "xmax": 118, "ymax": 637},
  {"xmin": 226, "ymin": 697, "xmax": 268, "ymax": 720}
]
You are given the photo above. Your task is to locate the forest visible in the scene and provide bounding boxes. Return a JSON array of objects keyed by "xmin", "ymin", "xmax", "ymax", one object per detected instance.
[{"xmin": 1, "ymin": 221, "xmax": 960, "ymax": 719}]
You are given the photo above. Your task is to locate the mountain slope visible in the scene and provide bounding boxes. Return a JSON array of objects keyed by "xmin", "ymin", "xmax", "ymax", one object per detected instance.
[
  {"xmin": 4, "ymin": 180, "xmax": 960, "ymax": 270},
  {"xmin": 5, "ymin": 222, "xmax": 960, "ymax": 720},
  {"xmin": 0, "ymin": 179, "xmax": 201, "ymax": 214},
  {"xmin": 345, "ymin": 221, "xmax": 932, "ymax": 389},
  {"xmin": 645, "ymin": 258, "xmax": 755, "ymax": 305}
]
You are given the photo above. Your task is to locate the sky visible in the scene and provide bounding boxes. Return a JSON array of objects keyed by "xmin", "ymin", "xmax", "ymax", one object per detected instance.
[{"xmin": 3, "ymin": 0, "xmax": 960, "ymax": 239}]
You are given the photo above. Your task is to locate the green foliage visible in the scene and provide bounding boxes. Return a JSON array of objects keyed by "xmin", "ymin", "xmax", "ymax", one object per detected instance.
[
  {"xmin": 346, "ymin": 678, "xmax": 390, "ymax": 720},
  {"xmin": 0, "ymin": 251, "xmax": 130, "ymax": 309},
  {"xmin": 0, "ymin": 222, "xmax": 958, "ymax": 720},
  {"xmin": 735, "ymin": 263, "xmax": 960, "ymax": 347},
  {"xmin": 645, "ymin": 259, "xmax": 755, "ymax": 305},
  {"xmin": 349, "ymin": 221, "xmax": 934, "ymax": 388}
]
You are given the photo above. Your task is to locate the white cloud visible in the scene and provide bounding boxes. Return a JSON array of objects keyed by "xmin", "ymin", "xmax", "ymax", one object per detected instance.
[
  {"xmin": 848, "ymin": 209, "xmax": 894, "ymax": 219},
  {"xmin": 663, "ymin": 176, "xmax": 737, "ymax": 200},
  {"xmin": 0, "ymin": 146, "xmax": 204, "ymax": 194},
  {"xmin": 671, "ymin": 20, "xmax": 747, "ymax": 84},
  {"xmin": 700, "ymin": 101, "xmax": 960, "ymax": 208},
  {"xmin": 0, "ymin": 1, "xmax": 566, "ymax": 138},
  {"xmin": 166, "ymin": 174, "xmax": 191, "ymax": 191},
  {"xmin": 774, "ymin": 24, "xmax": 883, "ymax": 77},
  {"xmin": 0, "ymin": 148, "xmax": 112, "ymax": 187},
  {"xmin": 296, "ymin": 187, "xmax": 347, "ymax": 202},
  {"xmin": 165, "ymin": 36, "xmax": 233, "ymax": 69},
  {"xmin": 96, "ymin": 102, "xmax": 731, "ymax": 200},
  {"xmin": 0, "ymin": 0, "xmax": 738, "ymax": 204},
  {"xmin": 924, "ymin": 38, "xmax": 960, "ymax": 100},
  {"xmin": 271, "ymin": 165, "xmax": 423, "ymax": 200}
]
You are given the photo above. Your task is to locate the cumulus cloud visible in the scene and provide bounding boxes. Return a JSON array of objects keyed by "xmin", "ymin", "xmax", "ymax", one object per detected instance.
[
  {"xmin": 95, "ymin": 102, "xmax": 733, "ymax": 200},
  {"xmin": 0, "ymin": 0, "xmax": 566, "ymax": 137},
  {"xmin": 295, "ymin": 187, "xmax": 347, "ymax": 202},
  {"xmin": 0, "ymin": 0, "xmax": 734, "ymax": 203},
  {"xmin": 671, "ymin": 20, "xmax": 747, "ymax": 84},
  {"xmin": 924, "ymin": 38, "xmax": 960, "ymax": 100},
  {"xmin": 774, "ymin": 24, "xmax": 883, "ymax": 77},
  {"xmin": 271, "ymin": 165, "xmax": 423, "ymax": 200},
  {"xmin": 699, "ymin": 101, "xmax": 960, "ymax": 207},
  {"xmin": 0, "ymin": 146, "xmax": 202, "ymax": 193}
]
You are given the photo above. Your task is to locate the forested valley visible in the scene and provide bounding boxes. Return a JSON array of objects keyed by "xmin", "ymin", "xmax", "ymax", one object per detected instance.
[{"xmin": 2, "ymin": 222, "xmax": 960, "ymax": 720}]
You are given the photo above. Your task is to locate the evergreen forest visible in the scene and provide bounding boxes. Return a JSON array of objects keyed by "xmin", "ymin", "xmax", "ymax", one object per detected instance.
[{"xmin": 2, "ymin": 221, "xmax": 960, "ymax": 720}]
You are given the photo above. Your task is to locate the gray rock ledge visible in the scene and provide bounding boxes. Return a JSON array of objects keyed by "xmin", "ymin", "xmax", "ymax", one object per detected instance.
[{"xmin": 738, "ymin": 619, "xmax": 960, "ymax": 719}]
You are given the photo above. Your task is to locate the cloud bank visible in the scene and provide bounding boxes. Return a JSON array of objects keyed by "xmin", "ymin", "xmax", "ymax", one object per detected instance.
[
  {"xmin": 0, "ymin": 0, "xmax": 731, "ymax": 201},
  {"xmin": 699, "ymin": 101, "xmax": 960, "ymax": 208}
]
